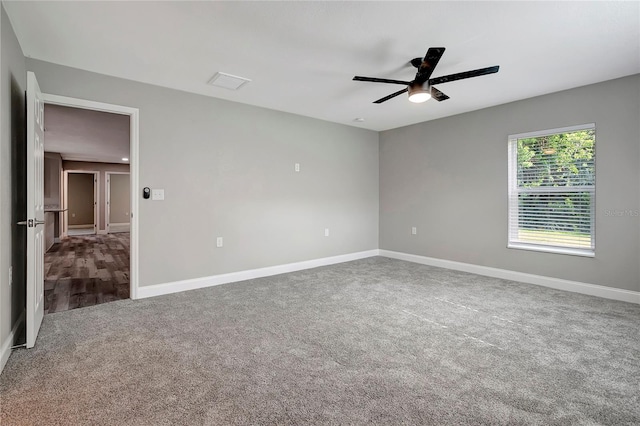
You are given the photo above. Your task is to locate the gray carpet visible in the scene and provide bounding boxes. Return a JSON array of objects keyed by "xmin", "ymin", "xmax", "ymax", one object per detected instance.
[{"xmin": 1, "ymin": 257, "xmax": 638, "ymax": 425}]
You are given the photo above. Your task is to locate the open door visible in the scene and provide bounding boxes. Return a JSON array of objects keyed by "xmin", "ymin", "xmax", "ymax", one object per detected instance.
[{"xmin": 23, "ymin": 71, "xmax": 45, "ymax": 348}]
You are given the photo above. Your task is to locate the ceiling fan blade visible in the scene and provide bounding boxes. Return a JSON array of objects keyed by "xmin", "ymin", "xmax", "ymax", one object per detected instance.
[
  {"xmin": 428, "ymin": 65, "xmax": 500, "ymax": 86},
  {"xmin": 416, "ymin": 47, "xmax": 446, "ymax": 82},
  {"xmin": 374, "ymin": 88, "xmax": 408, "ymax": 104},
  {"xmin": 353, "ymin": 76, "xmax": 412, "ymax": 85},
  {"xmin": 430, "ymin": 86, "xmax": 449, "ymax": 102}
]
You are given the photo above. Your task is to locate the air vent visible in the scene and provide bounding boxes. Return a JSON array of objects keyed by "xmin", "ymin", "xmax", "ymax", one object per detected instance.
[{"xmin": 207, "ymin": 72, "xmax": 251, "ymax": 90}]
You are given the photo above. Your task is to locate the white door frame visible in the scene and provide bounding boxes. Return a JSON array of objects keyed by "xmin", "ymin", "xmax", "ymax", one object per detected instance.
[
  {"xmin": 42, "ymin": 94, "xmax": 140, "ymax": 300},
  {"xmin": 105, "ymin": 171, "xmax": 130, "ymax": 233},
  {"xmin": 63, "ymin": 170, "xmax": 99, "ymax": 235}
]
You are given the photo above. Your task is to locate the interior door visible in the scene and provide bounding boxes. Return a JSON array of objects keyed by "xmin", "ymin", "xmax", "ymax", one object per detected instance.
[{"xmin": 25, "ymin": 71, "xmax": 45, "ymax": 348}]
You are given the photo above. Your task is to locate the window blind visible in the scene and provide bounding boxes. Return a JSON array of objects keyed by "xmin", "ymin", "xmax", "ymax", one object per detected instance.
[{"xmin": 508, "ymin": 124, "xmax": 595, "ymax": 256}]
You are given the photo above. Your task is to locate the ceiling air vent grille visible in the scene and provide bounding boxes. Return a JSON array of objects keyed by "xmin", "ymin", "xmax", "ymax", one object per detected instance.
[{"xmin": 207, "ymin": 72, "xmax": 251, "ymax": 90}]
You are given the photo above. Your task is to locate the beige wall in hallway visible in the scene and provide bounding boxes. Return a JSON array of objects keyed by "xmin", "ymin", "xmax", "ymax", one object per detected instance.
[
  {"xmin": 109, "ymin": 173, "xmax": 130, "ymax": 225},
  {"xmin": 67, "ymin": 173, "xmax": 94, "ymax": 226},
  {"xmin": 44, "ymin": 152, "xmax": 62, "ymax": 207}
]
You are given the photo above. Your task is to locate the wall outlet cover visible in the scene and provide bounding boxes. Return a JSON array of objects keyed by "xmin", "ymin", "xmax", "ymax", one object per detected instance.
[{"xmin": 152, "ymin": 189, "xmax": 165, "ymax": 201}]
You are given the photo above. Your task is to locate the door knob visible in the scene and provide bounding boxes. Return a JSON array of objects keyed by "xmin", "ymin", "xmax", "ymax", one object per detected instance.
[{"xmin": 17, "ymin": 219, "xmax": 46, "ymax": 227}]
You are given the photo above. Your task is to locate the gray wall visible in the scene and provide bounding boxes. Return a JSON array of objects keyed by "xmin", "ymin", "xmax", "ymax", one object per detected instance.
[
  {"xmin": 109, "ymin": 173, "xmax": 130, "ymax": 225},
  {"xmin": 0, "ymin": 5, "xmax": 26, "ymax": 355},
  {"xmin": 28, "ymin": 59, "xmax": 380, "ymax": 286},
  {"xmin": 67, "ymin": 173, "xmax": 94, "ymax": 226},
  {"xmin": 63, "ymin": 161, "xmax": 130, "ymax": 231},
  {"xmin": 380, "ymin": 75, "xmax": 640, "ymax": 293}
]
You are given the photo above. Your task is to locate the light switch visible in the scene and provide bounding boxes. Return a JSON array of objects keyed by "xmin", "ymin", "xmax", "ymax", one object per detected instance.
[{"xmin": 152, "ymin": 189, "xmax": 165, "ymax": 200}]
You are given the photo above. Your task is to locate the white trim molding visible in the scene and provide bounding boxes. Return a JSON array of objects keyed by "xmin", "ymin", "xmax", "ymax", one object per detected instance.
[
  {"xmin": 137, "ymin": 249, "xmax": 639, "ymax": 304},
  {"xmin": 137, "ymin": 250, "xmax": 379, "ymax": 299},
  {"xmin": 1, "ymin": 311, "xmax": 25, "ymax": 375},
  {"xmin": 379, "ymin": 250, "xmax": 640, "ymax": 305}
]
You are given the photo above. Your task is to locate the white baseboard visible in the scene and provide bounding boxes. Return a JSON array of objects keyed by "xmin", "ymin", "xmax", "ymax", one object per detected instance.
[
  {"xmin": 97, "ymin": 229, "xmax": 108, "ymax": 235},
  {"xmin": 68, "ymin": 224, "xmax": 94, "ymax": 229},
  {"xmin": 379, "ymin": 250, "xmax": 640, "ymax": 305},
  {"xmin": 136, "ymin": 249, "xmax": 379, "ymax": 299},
  {"xmin": 1, "ymin": 310, "xmax": 25, "ymax": 375},
  {"xmin": 136, "ymin": 248, "xmax": 639, "ymax": 305}
]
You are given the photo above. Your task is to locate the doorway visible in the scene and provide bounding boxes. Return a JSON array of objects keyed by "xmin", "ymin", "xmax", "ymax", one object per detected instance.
[
  {"xmin": 41, "ymin": 94, "xmax": 140, "ymax": 310},
  {"xmin": 43, "ymin": 106, "xmax": 132, "ymax": 313}
]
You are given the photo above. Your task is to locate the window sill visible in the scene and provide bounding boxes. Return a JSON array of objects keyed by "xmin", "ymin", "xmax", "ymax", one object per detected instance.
[{"xmin": 508, "ymin": 242, "xmax": 595, "ymax": 258}]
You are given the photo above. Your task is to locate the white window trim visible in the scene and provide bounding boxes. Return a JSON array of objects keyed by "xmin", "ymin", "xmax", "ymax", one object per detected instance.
[
  {"xmin": 508, "ymin": 123, "xmax": 596, "ymax": 141},
  {"xmin": 508, "ymin": 123, "xmax": 596, "ymax": 257}
]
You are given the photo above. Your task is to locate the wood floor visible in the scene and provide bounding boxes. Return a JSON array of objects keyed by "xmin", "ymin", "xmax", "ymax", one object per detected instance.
[{"xmin": 44, "ymin": 233, "xmax": 130, "ymax": 314}]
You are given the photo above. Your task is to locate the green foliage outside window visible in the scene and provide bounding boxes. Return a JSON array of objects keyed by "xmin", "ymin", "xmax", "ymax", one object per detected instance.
[
  {"xmin": 517, "ymin": 130, "xmax": 595, "ymax": 188},
  {"xmin": 515, "ymin": 130, "xmax": 594, "ymax": 242}
]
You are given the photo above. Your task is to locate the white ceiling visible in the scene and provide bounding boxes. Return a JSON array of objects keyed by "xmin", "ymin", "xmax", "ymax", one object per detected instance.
[
  {"xmin": 5, "ymin": 1, "xmax": 640, "ymax": 132},
  {"xmin": 44, "ymin": 104, "xmax": 130, "ymax": 164}
]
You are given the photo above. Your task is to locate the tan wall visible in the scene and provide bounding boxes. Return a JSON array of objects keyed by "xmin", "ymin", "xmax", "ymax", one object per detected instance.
[
  {"xmin": 44, "ymin": 152, "xmax": 63, "ymax": 244},
  {"xmin": 68, "ymin": 173, "xmax": 94, "ymax": 226},
  {"xmin": 44, "ymin": 211, "xmax": 55, "ymax": 251},
  {"xmin": 109, "ymin": 173, "xmax": 130, "ymax": 224},
  {"xmin": 44, "ymin": 152, "xmax": 62, "ymax": 207},
  {"xmin": 63, "ymin": 161, "xmax": 130, "ymax": 231}
]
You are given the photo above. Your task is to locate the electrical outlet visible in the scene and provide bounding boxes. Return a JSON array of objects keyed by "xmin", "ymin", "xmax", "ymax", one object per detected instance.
[
  {"xmin": 324, "ymin": 228, "xmax": 330, "ymax": 237},
  {"xmin": 295, "ymin": 163, "xmax": 300, "ymax": 172},
  {"xmin": 152, "ymin": 189, "xmax": 165, "ymax": 201},
  {"xmin": 412, "ymin": 227, "xmax": 417, "ymax": 235},
  {"xmin": 216, "ymin": 237, "xmax": 223, "ymax": 248},
  {"xmin": 8, "ymin": 266, "xmax": 12, "ymax": 287}
]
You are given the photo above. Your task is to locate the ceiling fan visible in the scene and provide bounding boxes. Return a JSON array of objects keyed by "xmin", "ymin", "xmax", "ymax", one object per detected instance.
[{"xmin": 353, "ymin": 47, "xmax": 499, "ymax": 104}]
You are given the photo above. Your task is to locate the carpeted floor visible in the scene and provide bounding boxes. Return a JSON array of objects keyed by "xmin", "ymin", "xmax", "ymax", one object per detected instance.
[{"xmin": 1, "ymin": 257, "xmax": 638, "ymax": 425}]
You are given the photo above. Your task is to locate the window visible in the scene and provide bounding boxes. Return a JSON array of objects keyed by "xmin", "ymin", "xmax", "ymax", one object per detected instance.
[{"xmin": 508, "ymin": 124, "xmax": 595, "ymax": 256}]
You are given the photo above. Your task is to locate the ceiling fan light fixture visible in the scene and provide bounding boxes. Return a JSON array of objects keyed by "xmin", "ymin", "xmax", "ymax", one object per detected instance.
[{"xmin": 408, "ymin": 83, "xmax": 431, "ymax": 103}]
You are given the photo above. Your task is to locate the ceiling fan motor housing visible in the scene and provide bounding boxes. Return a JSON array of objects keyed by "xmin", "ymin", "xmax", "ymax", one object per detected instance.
[{"xmin": 408, "ymin": 81, "xmax": 431, "ymax": 103}]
